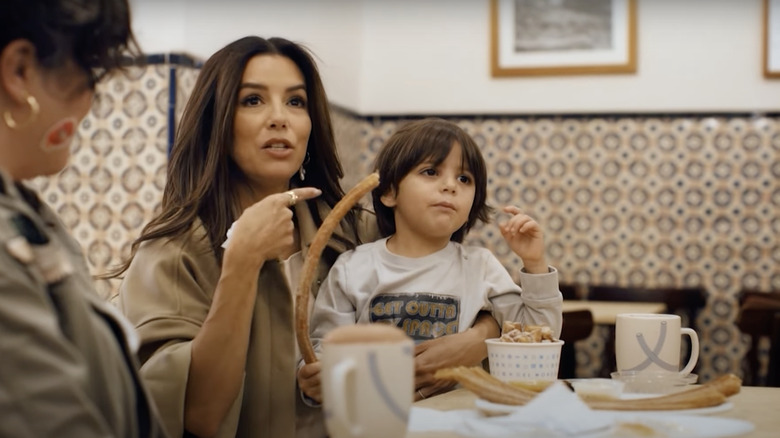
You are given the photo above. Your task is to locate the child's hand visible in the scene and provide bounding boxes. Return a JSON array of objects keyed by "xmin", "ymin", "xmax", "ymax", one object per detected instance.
[
  {"xmin": 297, "ymin": 361, "xmax": 322, "ymax": 403},
  {"xmin": 498, "ymin": 206, "xmax": 548, "ymax": 274}
]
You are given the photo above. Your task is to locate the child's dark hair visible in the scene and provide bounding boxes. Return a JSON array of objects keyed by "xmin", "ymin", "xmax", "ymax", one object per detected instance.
[{"xmin": 371, "ymin": 117, "xmax": 492, "ymax": 243}]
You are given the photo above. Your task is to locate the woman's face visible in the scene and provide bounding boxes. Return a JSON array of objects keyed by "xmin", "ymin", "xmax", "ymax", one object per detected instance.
[
  {"xmin": 231, "ymin": 54, "xmax": 312, "ymax": 194},
  {"xmin": 33, "ymin": 60, "xmax": 94, "ymax": 176},
  {"xmin": 3, "ymin": 52, "xmax": 94, "ymax": 179}
]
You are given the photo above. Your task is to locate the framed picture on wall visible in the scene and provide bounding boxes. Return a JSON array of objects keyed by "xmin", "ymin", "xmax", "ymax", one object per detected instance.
[
  {"xmin": 764, "ymin": 0, "xmax": 780, "ymax": 77},
  {"xmin": 490, "ymin": 0, "xmax": 637, "ymax": 77}
]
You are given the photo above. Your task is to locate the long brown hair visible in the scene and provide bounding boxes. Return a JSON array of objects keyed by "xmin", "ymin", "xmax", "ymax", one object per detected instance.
[{"xmin": 108, "ymin": 36, "xmax": 358, "ymax": 277}]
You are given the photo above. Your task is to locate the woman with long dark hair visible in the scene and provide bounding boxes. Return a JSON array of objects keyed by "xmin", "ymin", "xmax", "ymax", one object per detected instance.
[{"xmin": 115, "ymin": 36, "xmax": 501, "ymax": 438}]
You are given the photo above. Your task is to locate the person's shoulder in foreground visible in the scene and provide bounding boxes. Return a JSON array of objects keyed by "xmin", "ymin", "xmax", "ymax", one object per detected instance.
[{"xmin": 0, "ymin": 0, "xmax": 166, "ymax": 436}]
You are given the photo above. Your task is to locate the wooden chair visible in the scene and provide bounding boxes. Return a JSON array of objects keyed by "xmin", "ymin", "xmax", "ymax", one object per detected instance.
[
  {"xmin": 560, "ymin": 283, "xmax": 578, "ymax": 300},
  {"xmin": 558, "ymin": 309, "xmax": 594, "ymax": 379},
  {"xmin": 736, "ymin": 290, "xmax": 780, "ymax": 386},
  {"xmin": 586, "ymin": 285, "xmax": 708, "ymax": 375},
  {"xmin": 769, "ymin": 312, "xmax": 780, "ymax": 387},
  {"xmin": 560, "ymin": 282, "xmax": 588, "ymax": 300}
]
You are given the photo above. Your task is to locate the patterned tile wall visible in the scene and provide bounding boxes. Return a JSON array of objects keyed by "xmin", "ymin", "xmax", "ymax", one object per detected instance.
[
  {"xmin": 31, "ymin": 64, "xmax": 171, "ymax": 298},
  {"xmin": 345, "ymin": 113, "xmax": 780, "ymax": 382},
  {"xmin": 28, "ymin": 61, "xmax": 780, "ymax": 383}
]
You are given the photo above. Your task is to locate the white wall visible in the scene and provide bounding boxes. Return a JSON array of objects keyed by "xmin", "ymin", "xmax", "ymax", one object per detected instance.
[
  {"xmin": 130, "ymin": 0, "xmax": 364, "ymax": 109},
  {"xmin": 130, "ymin": 0, "xmax": 780, "ymax": 115}
]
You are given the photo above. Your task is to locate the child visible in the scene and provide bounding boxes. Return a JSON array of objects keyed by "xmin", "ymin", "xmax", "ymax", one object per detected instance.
[{"xmin": 300, "ymin": 117, "xmax": 562, "ymax": 401}]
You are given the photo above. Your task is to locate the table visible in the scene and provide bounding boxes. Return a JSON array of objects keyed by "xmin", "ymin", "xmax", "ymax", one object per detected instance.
[
  {"xmin": 562, "ymin": 300, "xmax": 667, "ymax": 325},
  {"xmin": 408, "ymin": 386, "xmax": 780, "ymax": 437},
  {"xmin": 562, "ymin": 300, "xmax": 667, "ymax": 377}
]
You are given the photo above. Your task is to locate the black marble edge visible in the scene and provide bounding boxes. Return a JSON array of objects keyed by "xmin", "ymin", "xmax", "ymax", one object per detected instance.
[
  {"xmin": 330, "ymin": 103, "xmax": 780, "ymax": 121},
  {"xmin": 122, "ymin": 53, "xmax": 205, "ymax": 69}
]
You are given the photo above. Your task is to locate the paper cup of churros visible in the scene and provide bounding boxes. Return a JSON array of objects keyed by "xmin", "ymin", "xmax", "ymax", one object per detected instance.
[{"xmin": 485, "ymin": 321, "xmax": 564, "ymax": 387}]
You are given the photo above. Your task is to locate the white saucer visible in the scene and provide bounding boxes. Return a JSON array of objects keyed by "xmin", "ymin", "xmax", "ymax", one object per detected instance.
[
  {"xmin": 475, "ymin": 395, "xmax": 734, "ymax": 416},
  {"xmin": 412, "ymin": 405, "xmax": 754, "ymax": 438},
  {"xmin": 611, "ymin": 371, "xmax": 698, "ymax": 394}
]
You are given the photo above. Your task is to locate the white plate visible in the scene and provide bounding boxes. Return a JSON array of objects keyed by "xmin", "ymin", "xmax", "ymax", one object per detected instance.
[
  {"xmin": 606, "ymin": 412, "xmax": 754, "ymax": 437},
  {"xmin": 471, "ymin": 401, "xmax": 751, "ymax": 438},
  {"xmin": 475, "ymin": 395, "xmax": 734, "ymax": 416},
  {"xmin": 619, "ymin": 393, "xmax": 734, "ymax": 415}
]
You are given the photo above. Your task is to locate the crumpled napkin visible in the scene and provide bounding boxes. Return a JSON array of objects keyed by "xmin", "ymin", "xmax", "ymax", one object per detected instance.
[{"xmin": 408, "ymin": 382, "xmax": 613, "ymax": 437}]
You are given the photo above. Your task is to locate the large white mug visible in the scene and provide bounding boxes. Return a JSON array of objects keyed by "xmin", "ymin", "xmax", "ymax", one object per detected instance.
[
  {"xmin": 615, "ymin": 313, "xmax": 699, "ymax": 376},
  {"xmin": 321, "ymin": 324, "xmax": 414, "ymax": 438}
]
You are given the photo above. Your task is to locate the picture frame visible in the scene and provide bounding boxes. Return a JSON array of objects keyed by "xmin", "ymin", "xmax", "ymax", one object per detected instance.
[
  {"xmin": 490, "ymin": 0, "xmax": 637, "ymax": 77},
  {"xmin": 764, "ymin": 0, "xmax": 780, "ymax": 77}
]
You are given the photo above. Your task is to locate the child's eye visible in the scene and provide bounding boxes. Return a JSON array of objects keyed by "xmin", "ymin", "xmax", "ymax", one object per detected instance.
[
  {"xmin": 458, "ymin": 175, "xmax": 472, "ymax": 184},
  {"xmin": 240, "ymin": 95, "xmax": 262, "ymax": 106},
  {"xmin": 420, "ymin": 168, "xmax": 437, "ymax": 176}
]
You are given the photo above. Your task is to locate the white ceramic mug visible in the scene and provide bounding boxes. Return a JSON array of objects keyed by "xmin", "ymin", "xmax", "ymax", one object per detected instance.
[
  {"xmin": 321, "ymin": 324, "xmax": 414, "ymax": 438},
  {"xmin": 615, "ymin": 313, "xmax": 699, "ymax": 376}
]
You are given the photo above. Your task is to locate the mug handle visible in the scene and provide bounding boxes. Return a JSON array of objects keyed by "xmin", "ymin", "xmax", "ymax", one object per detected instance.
[
  {"xmin": 680, "ymin": 328, "xmax": 699, "ymax": 376},
  {"xmin": 330, "ymin": 358, "xmax": 361, "ymax": 438}
]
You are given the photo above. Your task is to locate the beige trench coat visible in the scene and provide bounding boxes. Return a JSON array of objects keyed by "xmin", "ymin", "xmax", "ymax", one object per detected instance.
[
  {"xmin": 0, "ymin": 171, "xmax": 166, "ymax": 438},
  {"xmin": 119, "ymin": 201, "xmax": 377, "ymax": 438}
]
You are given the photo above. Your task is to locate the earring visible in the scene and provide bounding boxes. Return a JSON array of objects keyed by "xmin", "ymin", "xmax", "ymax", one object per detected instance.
[
  {"xmin": 299, "ymin": 152, "xmax": 311, "ymax": 181},
  {"xmin": 3, "ymin": 95, "xmax": 40, "ymax": 130}
]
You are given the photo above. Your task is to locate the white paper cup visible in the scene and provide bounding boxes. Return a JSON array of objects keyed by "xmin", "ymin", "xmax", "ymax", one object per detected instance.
[{"xmin": 485, "ymin": 339, "xmax": 564, "ymax": 383}]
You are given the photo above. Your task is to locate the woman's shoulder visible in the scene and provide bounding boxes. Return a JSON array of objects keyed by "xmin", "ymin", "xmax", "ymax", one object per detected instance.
[
  {"xmin": 134, "ymin": 219, "xmax": 214, "ymax": 264},
  {"xmin": 354, "ymin": 207, "xmax": 380, "ymax": 242},
  {"xmin": 306, "ymin": 201, "xmax": 380, "ymax": 249}
]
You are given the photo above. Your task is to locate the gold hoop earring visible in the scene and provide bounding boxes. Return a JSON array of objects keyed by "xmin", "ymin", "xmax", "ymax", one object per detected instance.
[{"xmin": 3, "ymin": 95, "xmax": 40, "ymax": 130}]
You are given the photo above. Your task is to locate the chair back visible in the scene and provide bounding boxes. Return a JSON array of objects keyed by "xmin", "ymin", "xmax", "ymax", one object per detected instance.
[
  {"xmin": 736, "ymin": 290, "xmax": 780, "ymax": 386},
  {"xmin": 559, "ymin": 282, "xmax": 588, "ymax": 300},
  {"xmin": 558, "ymin": 309, "xmax": 594, "ymax": 379},
  {"xmin": 587, "ymin": 285, "xmax": 706, "ymax": 327}
]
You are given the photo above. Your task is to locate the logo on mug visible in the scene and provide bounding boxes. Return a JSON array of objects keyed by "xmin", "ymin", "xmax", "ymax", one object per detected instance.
[{"xmin": 626, "ymin": 321, "xmax": 678, "ymax": 372}]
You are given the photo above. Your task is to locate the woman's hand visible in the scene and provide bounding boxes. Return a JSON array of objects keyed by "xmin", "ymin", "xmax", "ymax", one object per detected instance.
[
  {"xmin": 498, "ymin": 206, "xmax": 547, "ymax": 274},
  {"xmin": 413, "ymin": 313, "xmax": 499, "ymax": 401},
  {"xmin": 224, "ymin": 187, "xmax": 321, "ymax": 269},
  {"xmin": 297, "ymin": 361, "xmax": 322, "ymax": 403}
]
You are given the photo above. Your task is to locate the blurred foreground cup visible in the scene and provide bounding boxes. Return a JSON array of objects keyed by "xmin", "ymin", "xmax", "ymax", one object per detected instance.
[{"xmin": 321, "ymin": 324, "xmax": 414, "ymax": 438}]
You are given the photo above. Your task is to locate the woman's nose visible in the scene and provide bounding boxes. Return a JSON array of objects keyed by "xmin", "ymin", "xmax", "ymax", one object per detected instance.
[{"xmin": 267, "ymin": 103, "xmax": 288, "ymax": 129}]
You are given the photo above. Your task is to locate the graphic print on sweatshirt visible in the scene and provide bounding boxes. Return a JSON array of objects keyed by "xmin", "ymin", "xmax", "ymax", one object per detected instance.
[{"xmin": 369, "ymin": 293, "xmax": 460, "ymax": 341}]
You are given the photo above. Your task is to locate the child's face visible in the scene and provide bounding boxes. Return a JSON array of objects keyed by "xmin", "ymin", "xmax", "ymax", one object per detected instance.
[{"xmin": 381, "ymin": 141, "xmax": 475, "ymax": 242}]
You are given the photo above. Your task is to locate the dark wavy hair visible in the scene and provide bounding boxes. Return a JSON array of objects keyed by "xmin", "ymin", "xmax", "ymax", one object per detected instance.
[
  {"xmin": 372, "ymin": 117, "xmax": 492, "ymax": 243},
  {"xmin": 109, "ymin": 36, "xmax": 360, "ymax": 276},
  {"xmin": 0, "ymin": 0, "xmax": 139, "ymax": 86}
]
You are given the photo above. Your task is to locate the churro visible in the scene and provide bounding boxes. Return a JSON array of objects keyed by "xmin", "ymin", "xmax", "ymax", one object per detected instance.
[
  {"xmin": 435, "ymin": 365, "xmax": 742, "ymax": 411},
  {"xmin": 294, "ymin": 172, "xmax": 380, "ymax": 364}
]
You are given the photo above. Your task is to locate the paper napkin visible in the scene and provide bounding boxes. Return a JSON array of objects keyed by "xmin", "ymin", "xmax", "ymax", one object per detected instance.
[{"xmin": 408, "ymin": 382, "xmax": 613, "ymax": 437}]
